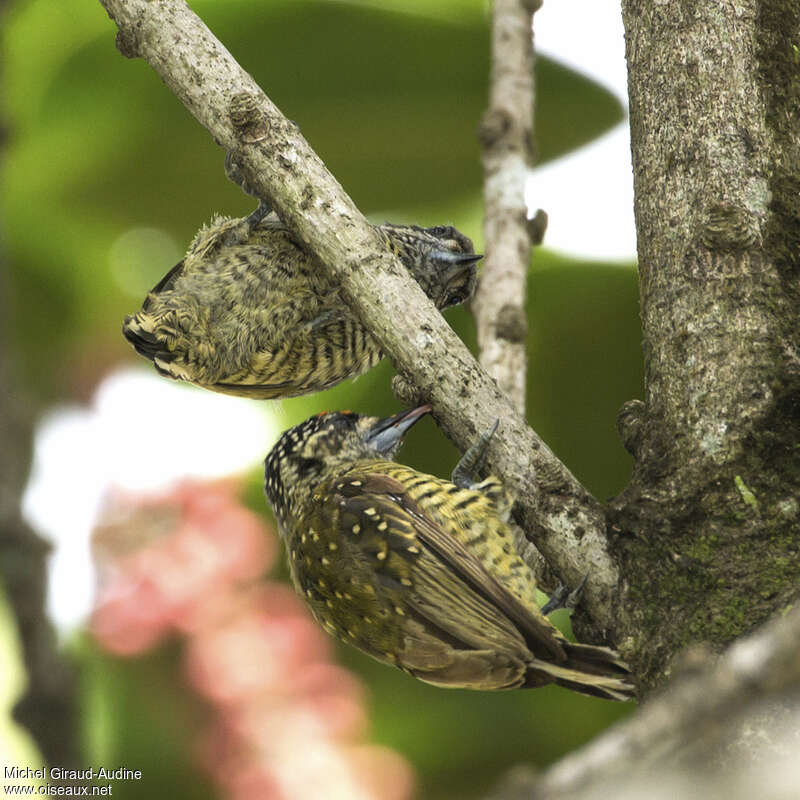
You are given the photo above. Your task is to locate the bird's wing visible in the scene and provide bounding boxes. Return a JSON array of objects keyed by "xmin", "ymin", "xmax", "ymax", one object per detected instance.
[
  {"xmin": 321, "ymin": 470, "xmax": 566, "ymax": 665},
  {"xmin": 210, "ymin": 379, "xmax": 300, "ymax": 399}
]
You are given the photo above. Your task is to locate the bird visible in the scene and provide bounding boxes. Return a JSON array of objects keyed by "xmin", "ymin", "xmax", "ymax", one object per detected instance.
[
  {"xmin": 122, "ymin": 208, "xmax": 480, "ymax": 398},
  {"xmin": 263, "ymin": 406, "xmax": 635, "ymax": 700}
]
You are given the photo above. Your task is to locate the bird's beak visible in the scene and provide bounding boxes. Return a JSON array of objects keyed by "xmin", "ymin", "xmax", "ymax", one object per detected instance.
[
  {"xmin": 431, "ymin": 250, "xmax": 483, "ymax": 265},
  {"xmin": 364, "ymin": 404, "xmax": 432, "ymax": 455}
]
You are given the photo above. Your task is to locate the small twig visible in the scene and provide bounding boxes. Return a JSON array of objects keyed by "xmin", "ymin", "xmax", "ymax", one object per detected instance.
[
  {"xmin": 475, "ymin": 0, "xmax": 539, "ymax": 415},
  {"xmin": 97, "ymin": 0, "xmax": 619, "ymax": 636}
]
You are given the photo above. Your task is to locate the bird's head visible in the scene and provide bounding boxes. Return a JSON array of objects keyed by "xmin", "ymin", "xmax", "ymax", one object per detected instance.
[
  {"xmin": 264, "ymin": 405, "xmax": 431, "ymax": 526},
  {"xmin": 380, "ymin": 223, "xmax": 482, "ymax": 310}
]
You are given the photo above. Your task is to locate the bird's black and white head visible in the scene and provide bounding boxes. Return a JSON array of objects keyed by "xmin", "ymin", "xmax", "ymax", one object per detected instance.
[
  {"xmin": 380, "ymin": 223, "xmax": 482, "ymax": 310},
  {"xmin": 264, "ymin": 406, "xmax": 431, "ymax": 530}
]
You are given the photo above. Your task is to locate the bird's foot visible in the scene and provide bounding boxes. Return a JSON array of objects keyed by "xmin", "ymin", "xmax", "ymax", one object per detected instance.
[
  {"xmin": 244, "ymin": 200, "xmax": 272, "ymax": 230},
  {"xmin": 541, "ymin": 572, "xmax": 589, "ymax": 615},
  {"xmin": 451, "ymin": 420, "xmax": 500, "ymax": 489}
]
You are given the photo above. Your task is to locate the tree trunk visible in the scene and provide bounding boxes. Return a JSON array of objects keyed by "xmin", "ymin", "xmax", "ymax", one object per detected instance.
[{"xmin": 612, "ymin": 0, "xmax": 800, "ymax": 689}]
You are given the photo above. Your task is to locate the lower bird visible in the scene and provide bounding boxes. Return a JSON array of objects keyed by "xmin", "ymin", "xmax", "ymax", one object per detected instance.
[
  {"xmin": 122, "ymin": 208, "xmax": 480, "ymax": 398},
  {"xmin": 264, "ymin": 406, "xmax": 635, "ymax": 700}
]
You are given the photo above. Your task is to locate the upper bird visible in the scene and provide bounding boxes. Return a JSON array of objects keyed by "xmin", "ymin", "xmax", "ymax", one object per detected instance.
[
  {"xmin": 122, "ymin": 209, "xmax": 480, "ymax": 398},
  {"xmin": 264, "ymin": 406, "xmax": 635, "ymax": 701}
]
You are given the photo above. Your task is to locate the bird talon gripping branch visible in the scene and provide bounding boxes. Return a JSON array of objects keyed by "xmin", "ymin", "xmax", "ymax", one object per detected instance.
[
  {"xmin": 264, "ymin": 407, "xmax": 635, "ymax": 700},
  {"xmin": 541, "ymin": 573, "xmax": 589, "ymax": 616},
  {"xmin": 451, "ymin": 418, "xmax": 500, "ymax": 489},
  {"xmin": 123, "ymin": 213, "xmax": 481, "ymax": 399}
]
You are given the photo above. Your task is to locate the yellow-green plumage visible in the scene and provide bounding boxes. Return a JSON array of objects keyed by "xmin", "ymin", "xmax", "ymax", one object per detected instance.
[
  {"xmin": 264, "ymin": 408, "xmax": 635, "ymax": 700},
  {"xmin": 123, "ymin": 212, "xmax": 479, "ymax": 398}
]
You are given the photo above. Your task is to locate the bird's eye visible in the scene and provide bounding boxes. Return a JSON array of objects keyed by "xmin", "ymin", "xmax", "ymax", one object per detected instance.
[
  {"xmin": 297, "ymin": 456, "xmax": 323, "ymax": 474},
  {"xmin": 426, "ymin": 225, "xmax": 456, "ymax": 240}
]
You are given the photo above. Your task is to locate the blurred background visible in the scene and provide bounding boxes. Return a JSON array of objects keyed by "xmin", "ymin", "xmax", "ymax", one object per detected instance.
[{"xmin": 1, "ymin": 0, "xmax": 642, "ymax": 798}]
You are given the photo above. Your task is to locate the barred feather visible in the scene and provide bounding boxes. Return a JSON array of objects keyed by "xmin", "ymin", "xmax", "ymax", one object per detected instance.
[
  {"xmin": 264, "ymin": 409, "xmax": 636, "ymax": 701},
  {"xmin": 123, "ymin": 213, "xmax": 479, "ymax": 398}
]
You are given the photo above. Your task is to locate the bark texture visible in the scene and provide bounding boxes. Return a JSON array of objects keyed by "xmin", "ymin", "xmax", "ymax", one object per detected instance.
[
  {"xmin": 613, "ymin": 0, "xmax": 800, "ymax": 687},
  {"xmin": 98, "ymin": 0, "xmax": 621, "ymax": 636},
  {"xmin": 475, "ymin": 0, "xmax": 536, "ymax": 414}
]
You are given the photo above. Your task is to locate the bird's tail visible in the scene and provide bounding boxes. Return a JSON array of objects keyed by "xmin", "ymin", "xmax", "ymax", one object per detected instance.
[
  {"xmin": 122, "ymin": 312, "xmax": 180, "ymax": 380},
  {"xmin": 122, "ymin": 312, "xmax": 162, "ymax": 361},
  {"xmin": 527, "ymin": 641, "xmax": 635, "ymax": 702}
]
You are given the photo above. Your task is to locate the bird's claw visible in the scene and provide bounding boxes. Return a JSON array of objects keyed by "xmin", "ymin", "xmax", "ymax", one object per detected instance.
[
  {"xmin": 541, "ymin": 572, "xmax": 589, "ymax": 615},
  {"xmin": 452, "ymin": 420, "xmax": 500, "ymax": 489}
]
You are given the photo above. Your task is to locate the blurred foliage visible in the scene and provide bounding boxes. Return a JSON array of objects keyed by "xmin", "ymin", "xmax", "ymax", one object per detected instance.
[
  {"xmin": 2, "ymin": 0, "xmax": 639, "ymax": 799},
  {"xmin": 79, "ymin": 639, "xmax": 217, "ymax": 800},
  {"xmin": 0, "ymin": 591, "xmax": 43, "ymax": 770}
]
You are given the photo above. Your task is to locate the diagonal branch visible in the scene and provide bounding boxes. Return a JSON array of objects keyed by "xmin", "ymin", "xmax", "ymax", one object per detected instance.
[
  {"xmin": 489, "ymin": 603, "xmax": 800, "ymax": 800},
  {"xmin": 97, "ymin": 0, "xmax": 620, "ymax": 637}
]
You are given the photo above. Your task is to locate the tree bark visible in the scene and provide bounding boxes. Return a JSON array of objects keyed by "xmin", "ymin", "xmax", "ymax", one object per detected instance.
[{"xmin": 613, "ymin": 0, "xmax": 800, "ymax": 688}]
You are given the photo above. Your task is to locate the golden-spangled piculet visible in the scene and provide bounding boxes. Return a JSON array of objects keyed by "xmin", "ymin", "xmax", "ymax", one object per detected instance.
[
  {"xmin": 122, "ymin": 209, "xmax": 480, "ymax": 398},
  {"xmin": 264, "ymin": 406, "xmax": 635, "ymax": 700}
]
